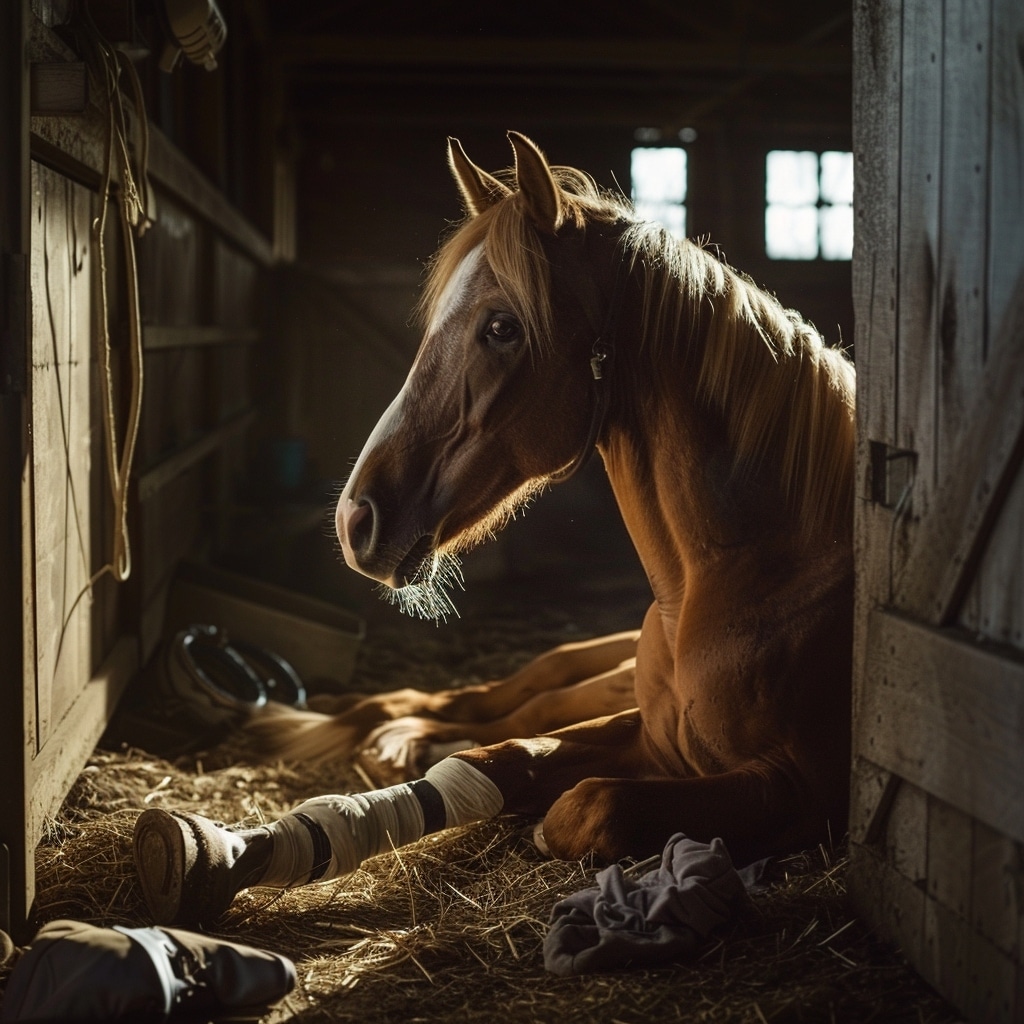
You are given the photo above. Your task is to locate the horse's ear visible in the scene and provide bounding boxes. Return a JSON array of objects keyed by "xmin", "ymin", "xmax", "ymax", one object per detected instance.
[
  {"xmin": 448, "ymin": 137, "xmax": 511, "ymax": 216},
  {"xmin": 508, "ymin": 132, "xmax": 562, "ymax": 233}
]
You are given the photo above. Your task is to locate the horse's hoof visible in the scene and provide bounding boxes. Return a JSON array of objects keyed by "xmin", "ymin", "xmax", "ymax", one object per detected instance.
[
  {"xmin": 133, "ymin": 809, "xmax": 247, "ymax": 928},
  {"xmin": 532, "ymin": 821, "xmax": 552, "ymax": 857}
]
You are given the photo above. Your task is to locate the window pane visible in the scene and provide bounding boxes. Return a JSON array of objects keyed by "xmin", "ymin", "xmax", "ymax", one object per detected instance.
[
  {"xmin": 631, "ymin": 147, "xmax": 687, "ymax": 204},
  {"xmin": 820, "ymin": 151, "xmax": 854, "ymax": 205},
  {"xmin": 766, "ymin": 150, "xmax": 819, "ymax": 206},
  {"xmin": 766, "ymin": 204, "xmax": 818, "ymax": 259},
  {"xmin": 820, "ymin": 202, "xmax": 854, "ymax": 259},
  {"xmin": 635, "ymin": 200, "xmax": 686, "ymax": 238}
]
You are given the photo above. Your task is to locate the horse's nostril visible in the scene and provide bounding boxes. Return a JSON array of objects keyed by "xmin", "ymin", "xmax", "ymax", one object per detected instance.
[{"xmin": 346, "ymin": 498, "xmax": 376, "ymax": 558}]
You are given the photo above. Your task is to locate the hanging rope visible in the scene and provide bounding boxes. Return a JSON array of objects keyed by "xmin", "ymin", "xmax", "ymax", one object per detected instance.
[{"xmin": 79, "ymin": 10, "xmax": 151, "ymax": 586}]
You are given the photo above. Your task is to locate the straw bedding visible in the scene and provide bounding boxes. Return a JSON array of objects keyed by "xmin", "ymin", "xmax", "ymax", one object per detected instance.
[{"xmin": 7, "ymin": 570, "xmax": 961, "ymax": 1023}]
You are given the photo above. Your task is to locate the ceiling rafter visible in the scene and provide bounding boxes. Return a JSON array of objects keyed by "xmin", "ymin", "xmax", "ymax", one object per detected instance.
[{"xmin": 279, "ymin": 36, "xmax": 851, "ymax": 76}]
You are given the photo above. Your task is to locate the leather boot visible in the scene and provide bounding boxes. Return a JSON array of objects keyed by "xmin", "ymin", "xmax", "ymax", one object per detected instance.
[{"xmin": 133, "ymin": 808, "xmax": 271, "ymax": 928}]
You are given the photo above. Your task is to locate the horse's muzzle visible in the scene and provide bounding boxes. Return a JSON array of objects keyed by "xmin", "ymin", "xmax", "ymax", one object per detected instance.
[{"xmin": 337, "ymin": 494, "xmax": 431, "ymax": 588}]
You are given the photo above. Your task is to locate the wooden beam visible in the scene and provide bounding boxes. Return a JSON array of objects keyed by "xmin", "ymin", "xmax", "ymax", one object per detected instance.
[
  {"xmin": 147, "ymin": 127, "xmax": 274, "ymax": 267},
  {"xmin": 279, "ymin": 35, "xmax": 851, "ymax": 76},
  {"xmin": 857, "ymin": 608, "xmax": 1024, "ymax": 844},
  {"xmin": 137, "ymin": 408, "xmax": 256, "ymax": 501},
  {"xmin": 142, "ymin": 325, "xmax": 259, "ymax": 351}
]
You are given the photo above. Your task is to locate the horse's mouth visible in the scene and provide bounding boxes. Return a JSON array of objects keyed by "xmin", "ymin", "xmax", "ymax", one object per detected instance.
[
  {"xmin": 378, "ymin": 536, "xmax": 464, "ymax": 621},
  {"xmin": 393, "ymin": 534, "xmax": 437, "ymax": 589}
]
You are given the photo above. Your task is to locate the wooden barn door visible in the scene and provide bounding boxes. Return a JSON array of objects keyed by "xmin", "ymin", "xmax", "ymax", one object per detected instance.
[{"xmin": 850, "ymin": 1, "xmax": 1024, "ymax": 1021}]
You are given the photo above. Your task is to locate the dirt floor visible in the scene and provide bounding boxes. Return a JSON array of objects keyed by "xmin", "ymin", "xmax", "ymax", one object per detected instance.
[{"xmin": 5, "ymin": 567, "xmax": 966, "ymax": 1023}]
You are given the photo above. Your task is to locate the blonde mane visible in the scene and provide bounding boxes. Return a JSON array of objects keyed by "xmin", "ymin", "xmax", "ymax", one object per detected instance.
[{"xmin": 418, "ymin": 170, "xmax": 855, "ymax": 536}]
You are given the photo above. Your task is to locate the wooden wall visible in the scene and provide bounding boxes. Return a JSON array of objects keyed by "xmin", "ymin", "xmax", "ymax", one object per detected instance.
[
  {"xmin": 0, "ymin": 3, "xmax": 281, "ymax": 936},
  {"xmin": 850, "ymin": 1, "xmax": 1024, "ymax": 1020}
]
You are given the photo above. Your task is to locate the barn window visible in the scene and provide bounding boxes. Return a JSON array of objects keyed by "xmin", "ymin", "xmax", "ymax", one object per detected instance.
[
  {"xmin": 631, "ymin": 146, "xmax": 687, "ymax": 238},
  {"xmin": 765, "ymin": 150, "xmax": 853, "ymax": 260}
]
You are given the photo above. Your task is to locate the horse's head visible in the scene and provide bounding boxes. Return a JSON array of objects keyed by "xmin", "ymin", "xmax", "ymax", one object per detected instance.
[{"xmin": 336, "ymin": 133, "xmax": 621, "ymax": 617}]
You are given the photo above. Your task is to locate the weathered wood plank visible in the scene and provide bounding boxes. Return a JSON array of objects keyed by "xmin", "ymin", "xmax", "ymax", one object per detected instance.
[
  {"xmin": 852, "ymin": 0, "xmax": 904, "ymax": 651},
  {"xmin": 25, "ymin": 636, "xmax": 136, "ymax": 842},
  {"xmin": 895, "ymin": 0, "xmax": 942, "ymax": 492},
  {"xmin": 29, "ymin": 61, "xmax": 87, "ymax": 114},
  {"xmin": 987, "ymin": 0, "xmax": 1024, "ymax": 347},
  {"xmin": 852, "ymin": 0, "xmax": 901, "ymax": 452},
  {"xmin": 926, "ymin": 796, "xmax": 973, "ymax": 921},
  {"xmin": 848, "ymin": 843, "xmax": 926, "ymax": 963},
  {"xmin": 936, "ymin": 0, "xmax": 989, "ymax": 464},
  {"xmin": 887, "ymin": 778, "xmax": 929, "ymax": 885},
  {"xmin": 29, "ymin": 162, "xmax": 98, "ymax": 752},
  {"xmin": 963, "ymin": 467, "xmax": 1024, "ymax": 648},
  {"xmin": 890, "ymin": 269, "xmax": 1024, "ymax": 624},
  {"xmin": 852, "ymin": 843, "xmax": 1021, "ymax": 1024},
  {"xmin": 137, "ymin": 347, "xmax": 207, "ymax": 470},
  {"xmin": 858, "ymin": 608, "xmax": 1024, "ymax": 843},
  {"xmin": 848, "ymin": 756, "xmax": 898, "ymax": 846},
  {"xmin": 923, "ymin": 885, "xmax": 1020, "ymax": 1024},
  {"xmin": 136, "ymin": 193, "xmax": 200, "ymax": 328},
  {"xmin": 971, "ymin": 819, "xmax": 1022, "ymax": 959},
  {"xmin": 212, "ymin": 234, "xmax": 260, "ymax": 328}
]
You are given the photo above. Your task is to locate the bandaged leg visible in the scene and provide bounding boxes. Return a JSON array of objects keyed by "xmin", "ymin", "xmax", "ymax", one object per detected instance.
[
  {"xmin": 134, "ymin": 757, "xmax": 505, "ymax": 927},
  {"xmin": 258, "ymin": 757, "xmax": 504, "ymax": 888}
]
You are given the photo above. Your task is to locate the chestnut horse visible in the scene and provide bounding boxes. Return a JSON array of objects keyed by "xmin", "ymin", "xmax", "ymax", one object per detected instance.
[{"xmin": 260, "ymin": 132, "xmax": 855, "ymax": 866}]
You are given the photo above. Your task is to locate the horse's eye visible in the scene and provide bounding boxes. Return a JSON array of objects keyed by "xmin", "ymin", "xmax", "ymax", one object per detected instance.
[{"xmin": 483, "ymin": 314, "xmax": 522, "ymax": 352}]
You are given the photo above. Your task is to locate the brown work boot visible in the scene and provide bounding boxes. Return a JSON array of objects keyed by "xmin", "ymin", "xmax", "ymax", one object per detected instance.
[{"xmin": 133, "ymin": 809, "xmax": 271, "ymax": 928}]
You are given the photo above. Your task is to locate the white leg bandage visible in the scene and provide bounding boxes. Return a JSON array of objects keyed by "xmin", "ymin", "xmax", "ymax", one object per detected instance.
[
  {"xmin": 259, "ymin": 758, "xmax": 504, "ymax": 889},
  {"xmin": 423, "ymin": 757, "xmax": 504, "ymax": 826}
]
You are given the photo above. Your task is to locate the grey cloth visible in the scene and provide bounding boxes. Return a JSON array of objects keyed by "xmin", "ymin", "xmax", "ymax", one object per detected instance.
[{"xmin": 544, "ymin": 833, "xmax": 750, "ymax": 976}]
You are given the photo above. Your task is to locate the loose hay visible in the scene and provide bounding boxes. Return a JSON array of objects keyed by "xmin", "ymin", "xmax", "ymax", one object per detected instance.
[{"xmin": 11, "ymin": 573, "xmax": 962, "ymax": 1022}]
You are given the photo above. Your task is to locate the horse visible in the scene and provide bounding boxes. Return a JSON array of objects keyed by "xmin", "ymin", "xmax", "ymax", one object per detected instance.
[
  {"xmin": 250, "ymin": 131, "xmax": 856, "ymax": 869},
  {"xmin": 132, "ymin": 132, "xmax": 856, "ymax": 927}
]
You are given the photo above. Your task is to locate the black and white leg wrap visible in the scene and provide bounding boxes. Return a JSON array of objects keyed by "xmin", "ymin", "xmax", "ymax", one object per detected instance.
[{"xmin": 258, "ymin": 757, "xmax": 504, "ymax": 888}]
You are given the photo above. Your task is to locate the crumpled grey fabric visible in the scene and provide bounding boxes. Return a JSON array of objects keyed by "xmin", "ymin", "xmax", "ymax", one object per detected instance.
[{"xmin": 543, "ymin": 833, "xmax": 750, "ymax": 976}]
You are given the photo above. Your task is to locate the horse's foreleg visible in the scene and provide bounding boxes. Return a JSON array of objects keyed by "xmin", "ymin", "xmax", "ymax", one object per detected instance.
[{"xmin": 538, "ymin": 766, "xmax": 829, "ymax": 867}]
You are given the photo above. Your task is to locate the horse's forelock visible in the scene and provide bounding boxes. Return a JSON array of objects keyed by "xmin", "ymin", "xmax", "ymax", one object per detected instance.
[{"xmin": 417, "ymin": 168, "xmax": 625, "ymax": 357}]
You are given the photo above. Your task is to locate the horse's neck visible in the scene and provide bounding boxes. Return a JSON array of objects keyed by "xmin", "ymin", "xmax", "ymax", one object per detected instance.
[{"xmin": 599, "ymin": 354, "xmax": 813, "ymax": 616}]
